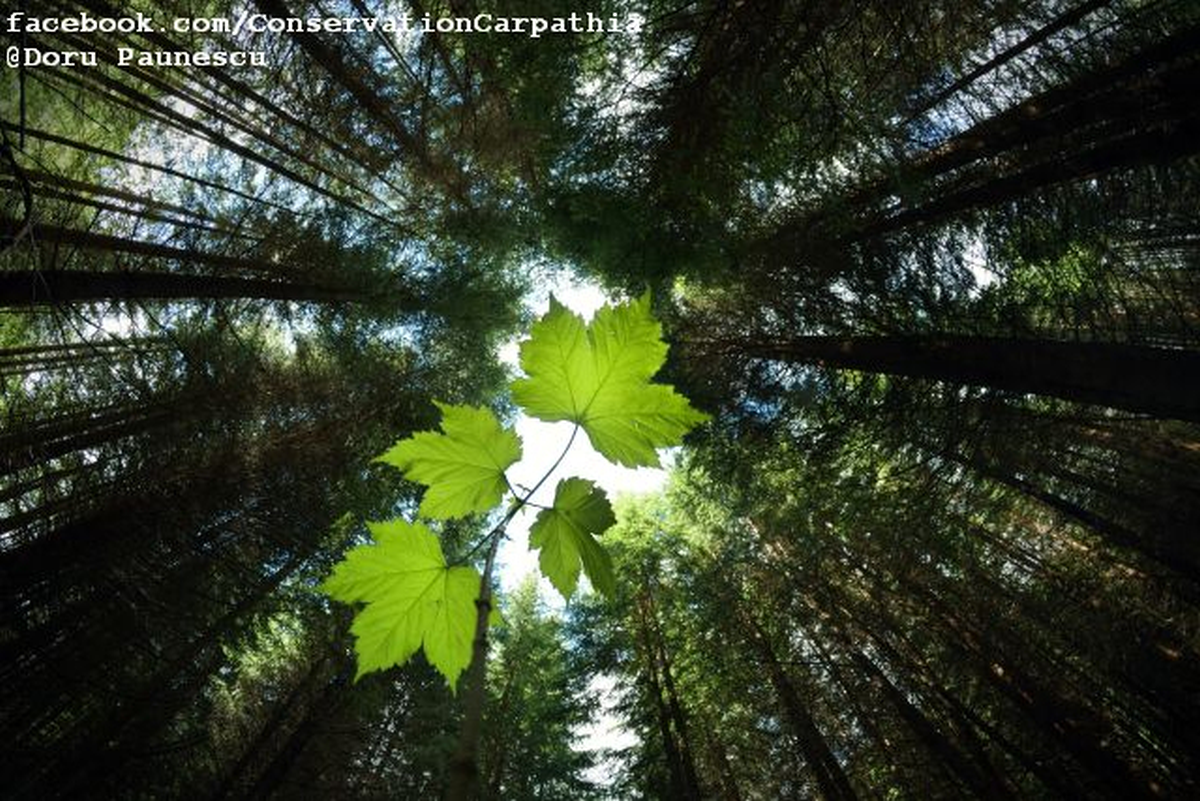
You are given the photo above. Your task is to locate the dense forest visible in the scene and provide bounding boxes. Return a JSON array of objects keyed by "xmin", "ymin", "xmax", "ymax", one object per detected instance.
[{"xmin": 2, "ymin": 0, "xmax": 1199, "ymax": 798}]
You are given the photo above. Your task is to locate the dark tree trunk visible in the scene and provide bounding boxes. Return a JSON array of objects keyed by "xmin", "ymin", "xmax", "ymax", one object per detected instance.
[
  {"xmin": 646, "ymin": 595, "xmax": 704, "ymax": 799},
  {"xmin": 246, "ymin": 659, "xmax": 355, "ymax": 800},
  {"xmin": 444, "ymin": 536, "xmax": 501, "ymax": 801},
  {"xmin": 0, "ymin": 269, "xmax": 366, "ymax": 306},
  {"xmin": 914, "ymin": 584, "xmax": 1165, "ymax": 800},
  {"xmin": 745, "ymin": 617, "xmax": 857, "ymax": 801},
  {"xmin": 0, "ymin": 122, "xmax": 299, "ymax": 212},
  {"xmin": 947, "ymin": 448, "xmax": 1200, "ymax": 588},
  {"xmin": 252, "ymin": 0, "xmax": 431, "ymax": 170},
  {"xmin": 0, "ymin": 218, "xmax": 297, "ymax": 274},
  {"xmin": 705, "ymin": 334, "xmax": 1200, "ymax": 422},
  {"xmin": 214, "ymin": 649, "xmax": 335, "ymax": 799},
  {"xmin": 851, "ymin": 650, "xmax": 1014, "ymax": 801},
  {"xmin": 633, "ymin": 592, "xmax": 701, "ymax": 801},
  {"xmin": 846, "ymin": 601, "xmax": 1083, "ymax": 800},
  {"xmin": 903, "ymin": 0, "xmax": 1117, "ymax": 122}
]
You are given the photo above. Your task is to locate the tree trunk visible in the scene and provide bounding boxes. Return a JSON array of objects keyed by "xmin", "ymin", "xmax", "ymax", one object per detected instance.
[
  {"xmin": 0, "ymin": 121, "xmax": 297, "ymax": 212},
  {"xmin": 902, "ymin": 0, "xmax": 1116, "ymax": 122},
  {"xmin": 745, "ymin": 616, "xmax": 857, "ymax": 801},
  {"xmin": 444, "ymin": 535, "xmax": 501, "ymax": 801},
  {"xmin": 704, "ymin": 334, "xmax": 1200, "ymax": 422},
  {"xmin": 848, "ymin": 602, "xmax": 1082, "ymax": 800},
  {"xmin": 0, "ymin": 269, "xmax": 366, "ymax": 306},
  {"xmin": 647, "ymin": 595, "xmax": 704, "ymax": 799},
  {"xmin": 915, "ymin": 583, "xmax": 1165, "ymax": 800},
  {"xmin": 947, "ymin": 447, "xmax": 1200, "ymax": 588},
  {"xmin": 0, "ymin": 217, "xmax": 295, "ymax": 273},
  {"xmin": 252, "ymin": 0, "xmax": 431, "ymax": 172},
  {"xmin": 634, "ymin": 592, "xmax": 698, "ymax": 801},
  {"xmin": 246, "ymin": 658, "xmax": 354, "ymax": 800},
  {"xmin": 850, "ymin": 650, "xmax": 1014, "ymax": 801}
]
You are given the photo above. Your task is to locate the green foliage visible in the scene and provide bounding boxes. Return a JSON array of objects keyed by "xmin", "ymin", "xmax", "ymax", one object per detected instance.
[
  {"xmin": 512, "ymin": 293, "xmax": 709, "ymax": 467},
  {"xmin": 321, "ymin": 519, "xmax": 483, "ymax": 687},
  {"xmin": 530, "ymin": 478, "xmax": 618, "ymax": 600},
  {"xmin": 322, "ymin": 295, "xmax": 706, "ymax": 690},
  {"xmin": 483, "ymin": 578, "xmax": 602, "ymax": 799},
  {"xmin": 376, "ymin": 402, "xmax": 523, "ymax": 520}
]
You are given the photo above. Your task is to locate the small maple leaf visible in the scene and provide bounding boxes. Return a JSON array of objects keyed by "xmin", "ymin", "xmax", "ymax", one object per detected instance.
[
  {"xmin": 529, "ymin": 478, "xmax": 617, "ymax": 599},
  {"xmin": 377, "ymin": 403, "xmax": 521, "ymax": 519}
]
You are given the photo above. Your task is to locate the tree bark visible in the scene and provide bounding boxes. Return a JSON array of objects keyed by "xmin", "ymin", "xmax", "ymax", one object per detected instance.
[
  {"xmin": 703, "ymin": 334, "xmax": 1200, "ymax": 422},
  {"xmin": 646, "ymin": 594, "xmax": 704, "ymax": 799},
  {"xmin": 444, "ymin": 535, "xmax": 501, "ymax": 801},
  {"xmin": 0, "ymin": 218, "xmax": 315, "ymax": 276},
  {"xmin": 913, "ymin": 583, "xmax": 1164, "ymax": 800},
  {"xmin": 252, "ymin": 0, "xmax": 433, "ymax": 174},
  {"xmin": 634, "ymin": 592, "xmax": 698, "ymax": 801},
  {"xmin": 851, "ymin": 650, "xmax": 1014, "ymax": 801},
  {"xmin": 0, "ymin": 269, "xmax": 366, "ymax": 306},
  {"xmin": 902, "ymin": 0, "xmax": 1116, "ymax": 123},
  {"xmin": 745, "ymin": 616, "xmax": 857, "ymax": 801}
]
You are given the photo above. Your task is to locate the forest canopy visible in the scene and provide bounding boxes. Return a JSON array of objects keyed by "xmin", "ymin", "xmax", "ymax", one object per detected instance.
[{"xmin": 2, "ymin": 0, "xmax": 1199, "ymax": 798}]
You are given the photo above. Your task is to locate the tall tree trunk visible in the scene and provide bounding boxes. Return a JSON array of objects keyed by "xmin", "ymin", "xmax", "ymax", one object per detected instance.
[
  {"xmin": 246, "ymin": 658, "xmax": 355, "ymax": 800},
  {"xmin": 840, "ymin": 596, "xmax": 1083, "ymax": 799},
  {"xmin": 699, "ymin": 334, "xmax": 1200, "ymax": 421},
  {"xmin": 902, "ymin": 0, "xmax": 1117, "ymax": 122},
  {"xmin": 745, "ymin": 616, "xmax": 857, "ymax": 801},
  {"xmin": 0, "ymin": 218, "xmax": 326, "ymax": 278},
  {"xmin": 913, "ymin": 583, "xmax": 1165, "ymax": 800},
  {"xmin": 705, "ymin": 732, "xmax": 744, "ymax": 801},
  {"xmin": 251, "ymin": 0, "xmax": 438, "ymax": 182},
  {"xmin": 33, "ymin": 64, "xmax": 396, "ymax": 227},
  {"xmin": 850, "ymin": 650, "xmax": 1014, "ymax": 801},
  {"xmin": 0, "ymin": 269, "xmax": 367, "ymax": 306},
  {"xmin": 756, "ymin": 23, "xmax": 1200, "ymax": 252},
  {"xmin": 0, "ymin": 122, "xmax": 299, "ymax": 213},
  {"xmin": 444, "ymin": 535, "xmax": 501, "ymax": 801},
  {"xmin": 897, "ymin": 22, "xmax": 1200, "ymax": 186},
  {"xmin": 646, "ymin": 594, "xmax": 704, "ymax": 799},
  {"xmin": 944, "ymin": 446, "xmax": 1200, "ymax": 587},
  {"xmin": 214, "ymin": 649, "xmax": 335, "ymax": 798},
  {"xmin": 483, "ymin": 667, "xmax": 518, "ymax": 800},
  {"xmin": 634, "ymin": 592, "xmax": 698, "ymax": 801}
]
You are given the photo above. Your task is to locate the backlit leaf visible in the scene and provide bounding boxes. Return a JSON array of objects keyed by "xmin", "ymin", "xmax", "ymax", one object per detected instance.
[
  {"xmin": 529, "ymin": 478, "xmax": 617, "ymax": 599},
  {"xmin": 321, "ymin": 519, "xmax": 483, "ymax": 689},
  {"xmin": 511, "ymin": 294, "xmax": 708, "ymax": 467},
  {"xmin": 377, "ymin": 403, "xmax": 521, "ymax": 519}
]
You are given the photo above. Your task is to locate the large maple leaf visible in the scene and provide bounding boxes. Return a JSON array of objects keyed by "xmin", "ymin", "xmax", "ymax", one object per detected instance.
[
  {"xmin": 321, "ymin": 519, "xmax": 482, "ymax": 689},
  {"xmin": 511, "ymin": 293, "xmax": 708, "ymax": 467}
]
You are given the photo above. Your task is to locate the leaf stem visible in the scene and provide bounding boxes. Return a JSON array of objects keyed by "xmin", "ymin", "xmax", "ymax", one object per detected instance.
[
  {"xmin": 455, "ymin": 423, "xmax": 580, "ymax": 565},
  {"xmin": 524, "ymin": 423, "xmax": 576, "ymax": 497}
]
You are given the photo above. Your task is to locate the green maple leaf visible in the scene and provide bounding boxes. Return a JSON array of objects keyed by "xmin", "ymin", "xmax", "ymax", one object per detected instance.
[
  {"xmin": 511, "ymin": 293, "xmax": 708, "ymax": 467},
  {"xmin": 321, "ymin": 519, "xmax": 483, "ymax": 689},
  {"xmin": 529, "ymin": 478, "xmax": 617, "ymax": 599},
  {"xmin": 377, "ymin": 403, "xmax": 521, "ymax": 519}
]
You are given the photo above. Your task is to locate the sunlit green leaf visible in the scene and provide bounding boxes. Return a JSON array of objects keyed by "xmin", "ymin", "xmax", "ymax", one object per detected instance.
[
  {"xmin": 377, "ymin": 403, "xmax": 521, "ymax": 519},
  {"xmin": 529, "ymin": 477, "xmax": 617, "ymax": 599},
  {"xmin": 321, "ymin": 519, "xmax": 482, "ymax": 689},
  {"xmin": 511, "ymin": 293, "xmax": 708, "ymax": 467}
]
